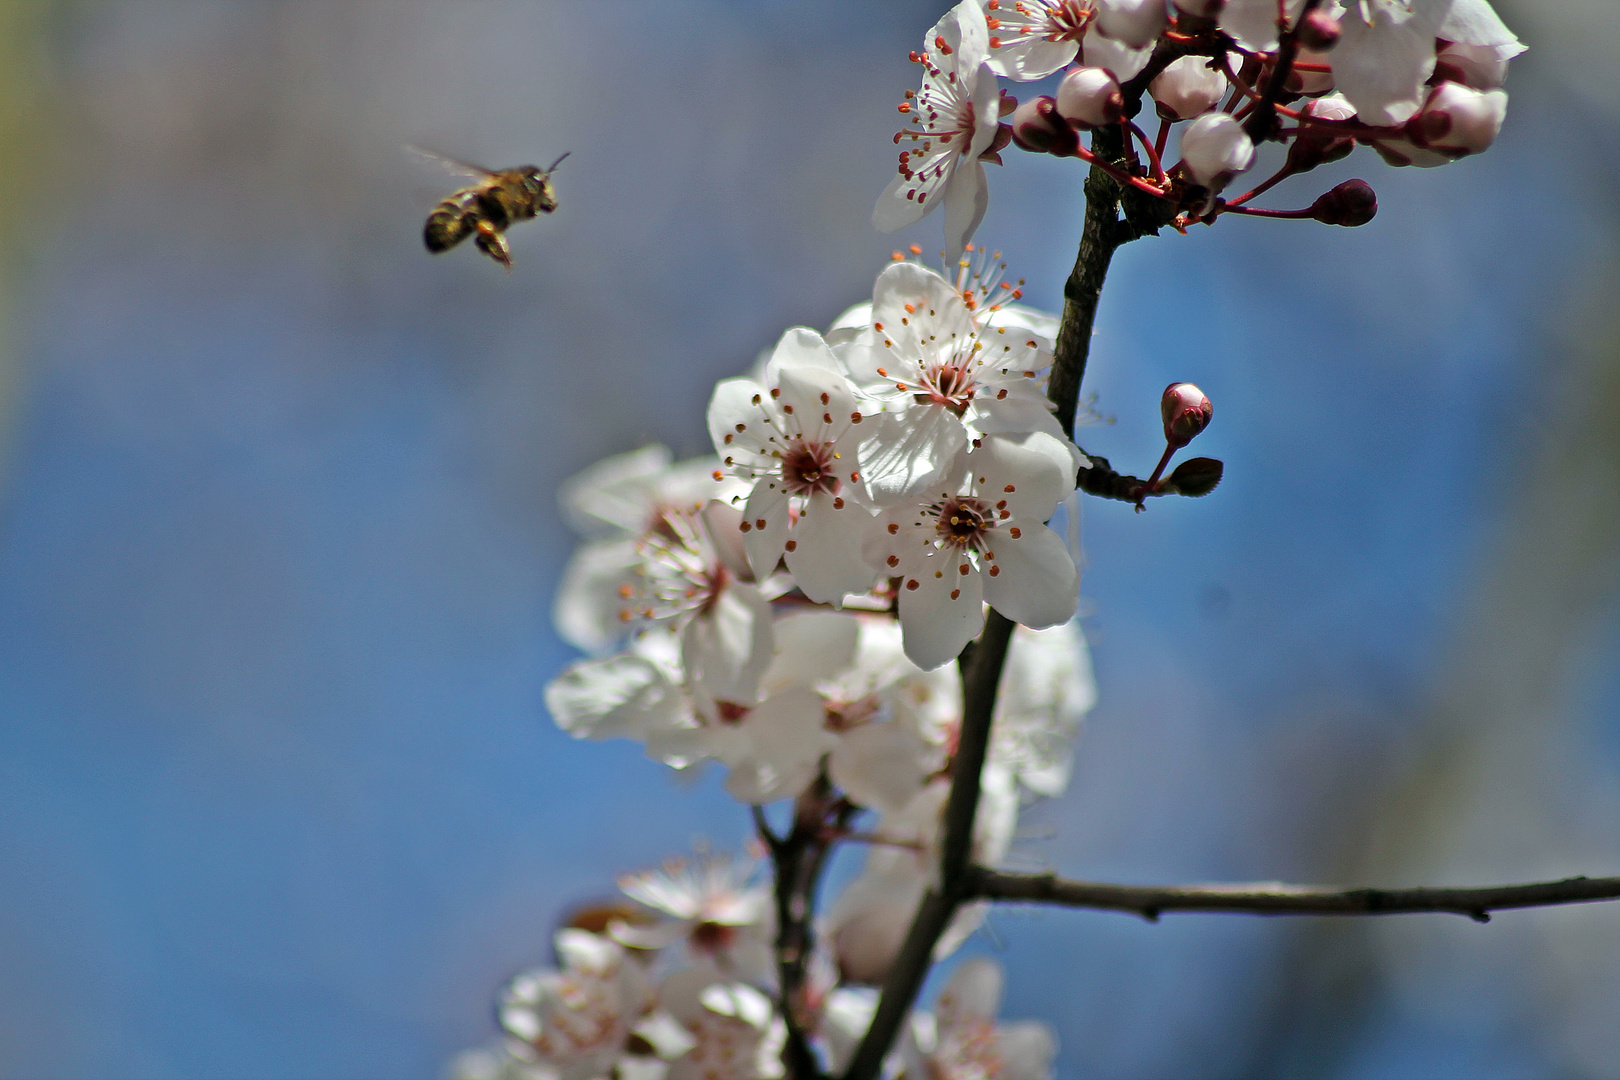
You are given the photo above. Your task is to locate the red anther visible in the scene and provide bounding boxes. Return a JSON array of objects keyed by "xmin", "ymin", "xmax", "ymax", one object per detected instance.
[
  {"xmin": 1161, "ymin": 383, "xmax": 1212, "ymax": 449},
  {"xmin": 1310, "ymin": 179, "xmax": 1377, "ymax": 227}
]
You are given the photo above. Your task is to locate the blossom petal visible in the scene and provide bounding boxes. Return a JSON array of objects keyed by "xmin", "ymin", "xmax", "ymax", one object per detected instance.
[
  {"xmin": 762, "ymin": 609, "xmax": 861, "ymax": 690},
  {"xmin": 898, "ymin": 557, "xmax": 984, "ymax": 669},
  {"xmin": 553, "ymin": 537, "xmax": 640, "ymax": 653},
  {"xmin": 725, "ymin": 686, "xmax": 836, "ymax": 804},
  {"xmin": 765, "ymin": 325, "xmax": 842, "ymax": 383},
  {"xmin": 681, "ymin": 580, "xmax": 774, "ymax": 702},
  {"xmin": 708, "ymin": 376, "xmax": 773, "ymax": 459},
  {"xmin": 943, "ymin": 159, "xmax": 990, "ymax": 256},
  {"xmin": 559, "ymin": 444, "xmax": 673, "ymax": 536},
  {"xmin": 786, "ymin": 490, "xmax": 877, "ymax": 604},
  {"xmin": 871, "ymin": 261, "xmax": 976, "ymax": 359},
  {"xmin": 968, "ymin": 431, "xmax": 1074, "ymax": 522},
  {"xmin": 545, "ymin": 652, "xmax": 685, "ymax": 741},
  {"xmin": 1439, "ymin": 0, "xmax": 1525, "ymax": 58},
  {"xmin": 982, "ymin": 522, "xmax": 1078, "ymax": 629},
  {"xmin": 742, "ymin": 481, "xmax": 792, "ymax": 583},
  {"xmin": 936, "ymin": 957, "xmax": 1003, "ymax": 1027},
  {"xmin": 996, "ymin": 1021, "xmax": 1059, "ymax": 1080},
  {"xmin": 775, "ymin": 364, "xmax": 858, "ymax": 444},
  {"xmin": 699, "ymin": 499, "xmax": 754, "ymax": 583},
  {"xmin": 858, "ymin": 409, "xmax": 966, "ymax": 504},
  {"xmin": 1334, "ymin": 2, "xmax": 1443, "ymax": 126},
  {"xmin": 829, "ymin": 720, "xmax": 938, "ymax": 815}
]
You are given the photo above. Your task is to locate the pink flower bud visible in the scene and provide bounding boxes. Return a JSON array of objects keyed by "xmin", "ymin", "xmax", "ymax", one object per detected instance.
[
  {"xmin": 1010, "ymin": 95, "xmax": 1079, "ymax": 156},
  {"xmin": 1177, "ymin": 112, "xmax": 1254, "ymax": 189},
  {"xmin": 1285, "ymin": 92, "xmax": 1356, "ymax": 170},
  {"xmin": 1296, "ymin": 9, "xmax": 1340, "ymax": 51},
  {"xmin": 1161, "ymin": 383, "xmax": 1212, "ymax": 449},
  {"xmin": 1056, "ymin": 66, "xmax": 1125, "ymax": 128},
  {"xmin": 1095, "ymin": 0, "xmax": 1169, "ymax": 48},
  {"xmin": 1432, "ymin": 41, "xmax": 1509, "ymax": 91},
  {"xmin": 1309, "ymin": 179, "xmax": 1377, "ymax": 227},
  {"xmin": 1407, "ymin": 82, "xmax": 1507, "ymax": 157},
  {"xmin": 1150, "ymin": 55, "xmax": 1226, "ymax": 120}
]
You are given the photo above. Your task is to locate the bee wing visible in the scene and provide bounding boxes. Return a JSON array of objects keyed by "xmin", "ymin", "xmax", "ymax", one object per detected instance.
[{"xmin": 405, "ymin": 145, "xmax": 498, "ymax": 181}]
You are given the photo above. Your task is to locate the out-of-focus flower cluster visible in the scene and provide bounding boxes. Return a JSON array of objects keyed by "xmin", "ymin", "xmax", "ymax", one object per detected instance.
[
  {"xmin": 877, "ymin": 0, "xmax": 1524, "ymax": 251},
  {"xmin": 450, "ymin": 848, "xmax": 1057, "ymax": 1080}
]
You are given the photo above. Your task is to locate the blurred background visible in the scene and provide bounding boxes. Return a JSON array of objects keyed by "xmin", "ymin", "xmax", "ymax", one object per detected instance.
[{"xmin": 0, "ymin": 1, "xmax": 1616, "ymax": 1077}]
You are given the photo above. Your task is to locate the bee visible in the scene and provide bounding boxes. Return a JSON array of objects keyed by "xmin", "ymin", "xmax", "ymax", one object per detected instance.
[{"xmin": 410, "ymin": 146, "xmax": 569, "ymax": 270}]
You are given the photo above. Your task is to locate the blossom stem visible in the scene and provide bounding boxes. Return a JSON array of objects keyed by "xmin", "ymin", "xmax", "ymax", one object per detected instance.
[
  {"xmin": 968, "ymin": 868, "xmax": 1620, "ymax": 922},
  {"xmin": 1242, "ymin": 0, "xmax": 1324, "ymax": 142},
  {"xmin": 1219, "ymin": 202, "xmax": 1316, "ymax": 219},
  {"xmin": 1128, "ymin": 120, "xmax": 1166, "ymax": 184},
  {"xmin": 1225, "ymin": 163, "xmax": 1295, "ymax": 207}
]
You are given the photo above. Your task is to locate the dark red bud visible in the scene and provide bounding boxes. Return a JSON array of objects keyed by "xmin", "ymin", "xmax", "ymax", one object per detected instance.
[
  {"xmin": 1163, "ymin": 457, "xmax": 1224, "ymax": 497},
  {"xmin": 1406, "ymin": 108, "xmax": 1452, "ymax": 147},
  {"xmin": 1162, "ymin": 382, "xmax": 1212, "ymax": 449},
  {"xmin": 1296, "ymin": 9, "xmax": 1340, "ymax": 51},
  {"xmin": 999, "ymin": 90, "xmax": 1018, "ymax": 116},
  {"xmin": 1310, "ymin": 179, "xmax": 1377, "ymax": 226}
]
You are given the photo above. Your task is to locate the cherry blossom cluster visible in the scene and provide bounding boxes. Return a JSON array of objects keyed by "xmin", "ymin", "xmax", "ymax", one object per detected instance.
[
  {"xmin": 450, "ymin": 848, "xmax": 1055, "ymax": 1080},
  {"xmin": 876, "ymin": 0, "xmax": 1524, "ymax": 251}
]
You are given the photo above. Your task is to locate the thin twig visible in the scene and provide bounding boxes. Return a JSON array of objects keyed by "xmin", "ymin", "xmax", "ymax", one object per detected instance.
[{"xmin": 970, "ymin": 868, "xmax": 1620, "ymax": 923}]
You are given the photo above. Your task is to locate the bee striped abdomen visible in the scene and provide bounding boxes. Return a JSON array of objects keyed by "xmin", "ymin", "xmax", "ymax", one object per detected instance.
[{"xmin": 423, "ymin": 190, "xmax": 481, "ymax": 253}]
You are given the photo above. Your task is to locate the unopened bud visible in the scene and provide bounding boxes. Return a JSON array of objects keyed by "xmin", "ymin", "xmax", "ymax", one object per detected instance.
[
  {"xmin": 1150, "ymin": 55, "xmax": 1226, "ymax": 121},
  {"xmin": 1163, "ymin": 457, "xmax": 1224, "ymax": 497},
  {"xmin": 1310, "ymin": 179, "xmax": 1377, "ymax": 226},
  {"xmin": 1056, "ymin": 66, "xmax": 1125, "ymax": 128},
  {"xmin": 1161, "ymin": 382, "xmax": 1212, "ymax": 449},
  {"xmin": 1407, "ymin": 82, "xmax": 1506, "ymax": 157},
  {"xmin": 1010, "ymin": 95, "xmax": 1079, "ymax": 156},
  {"xmin": 1296, "ymin": 9, "xmax": 1340, "ymax": 50},
  {"xmin": 1178, "ymin": 112, "xmax": 1255, "ymax": 189},
  {"xmin": 1095, "ymin": 0, "xmax": 1169, "ymax": 49}
]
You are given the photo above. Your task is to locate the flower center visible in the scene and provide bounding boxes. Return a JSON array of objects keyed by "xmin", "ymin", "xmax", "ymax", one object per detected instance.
[
  {"xmin": 934, "ymin": 495, "xmax": 993, "ymax": 549},
  {"xmin": 780, "ymin": 437, "xmax": 841, "ymax": 496},
  {"xmin": 689, "ymin": 920, "xmax": 738, "ymax": 955},
  {"xmin": 1038, "ymin": 0, "xmax": 1094, "ymax": 41},
  {"xmin": 916, "ymin": 359, "xmax": 978, "ymax": 414}
]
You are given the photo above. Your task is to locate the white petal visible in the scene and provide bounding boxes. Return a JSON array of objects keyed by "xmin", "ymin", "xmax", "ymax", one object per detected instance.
[
  {"xmin": 1079, "ymin": 31, "xmax": 1153, "ymax": 81},
  {"xmin": 681, "ymin": 581, "xmax": 774, "ymax": 703},
  {"xmin": 742, "ymin": 482, "xmax": 792, "ymax": 583},
  {"xmin": 873, "ymin": 168, "xmax": 937, "ymax": 234},
  {"xmin": 1218, "ymin": 0, "xmax": 1304, "ymax": 52},
  {"xmin": 871, "ymin": 261, "xmax": 976, "ymax": 357},
  {"xmin": 559, "ymin": 444, "xmax": 673, "ymax": 536},
  {"xmin": 943, "ymin": 160, "xmax": 990, "ymax": 256},
  {"xmin": 1095, "ymin": 0, "xmax": 1169, "ymax": 47},
  {"xmin": 762, "ymin": 609, "xmax": 862, "ymax": 691},
  {"xmin": 898, "ymin": 558, "xmax": 985, "ymax": 670},
  {"xmin": 725, "ymin": 686, "xmax": 836, "ymax": 803},
  {"xmin": 1438, "ymin": 0, "xmax": 1524, "ymax": 57},
  {"xmin": 545, "ymin": 652, "xmax": 685, "ymax": 742},
  {"xmin": 699, "ymin": 499, "xmax": 754, "ymax": 584},
  {"xmin": 773, "ymin": 364, "xmax": 858, "ymax": 443},
  {"xmin": 858, "ymin": 410, "xmax": 966, "ymax": 504},
  {"xmin": 1334, "ymin": 3, "xmax": 1442, "ymax": 126},
  {"xmin": 786, "ymin": 491, "xmax": 877, "ymax": 604},
  {"xmin": 829, "ymin": 720, "xmax": 938, "ymax": 815},
  {"xmin": 708, "ymin": 377, "xmax": 773, "ymax": 460},
  {"xmin": 987, "ymin": 35, "xmax": 1078, "ymax": 81},
  {"xmin": 968, "ymin": 431, "xmax": 1074, "ymax": 522},
  {"xmin": 765, "ymin": 325, "xmax": 843, "ymax": 382},
  {"xmin": 553, "ymin": 538, "xmax": 639, "ymax": 653},
  {"xmin": 995, "ymin": 1021, "xmax": 1058, "ymax": 1080},
  {"xmin": 936, "ymin": 957, "xmax": 1003, "ymax": 1027},
  {"xmin": 982, "ymin": 522, "xmax": 1078, "ymax": 629}
]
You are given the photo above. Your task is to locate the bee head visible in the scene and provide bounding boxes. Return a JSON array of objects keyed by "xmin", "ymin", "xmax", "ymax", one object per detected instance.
[{"xmin": 520, "ymin": 167, "xmax": 559, "ymax": 213}]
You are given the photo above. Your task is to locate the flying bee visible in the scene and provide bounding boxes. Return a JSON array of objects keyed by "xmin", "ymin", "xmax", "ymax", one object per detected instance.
[{"xmin": 410, "ymin": 146, "xmax": 569, "ymax": 270}]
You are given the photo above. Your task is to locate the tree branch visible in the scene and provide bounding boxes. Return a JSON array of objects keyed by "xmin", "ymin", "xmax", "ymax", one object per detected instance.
[{"xmin": 970, "ymin": 867, "xmax": 1620, "ymax": 923}]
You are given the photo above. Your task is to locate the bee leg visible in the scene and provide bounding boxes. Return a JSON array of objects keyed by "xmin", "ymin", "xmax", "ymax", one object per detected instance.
[{"xmin": 473, "ymin": 220, "xmax": 512, "ymax": 270}]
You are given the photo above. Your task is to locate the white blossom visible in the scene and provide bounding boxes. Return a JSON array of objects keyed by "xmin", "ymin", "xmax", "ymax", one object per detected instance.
[
  {"xmin": 901, "ymin": 959, "xmax": 1057, "ymax": 1080},
  {"xmin": 875, "ymin": 2, "xmax": 1000, "ymax": 255},
  {"xmin": 659, "ymin": 969, "xmax": 787, "ymax": 1080},
  {"xmin": 1218, "ymin": 0, "xmax": 1307, "ymax": 53},
  {"xmin": 498, "ymin": 930, "xmax": 689, "ymax": 1080},
  {"xmin": 1055, "ymin": 66, "xmax": 1124, "ymax": 127},
  {"xmin": 864, "ymin": 433, "xmax": 1079, "ymax": 671},
  {"xmin": 708, "ymin": 329, "xmax": 876, "ymax": 606},
  {"xmin": 616, "ymin": 851, "xmax": 775, "ymax": 982},
  {"xmin": 838, "ymin": 260, "xmax": 1077, "ymax": 504}
]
